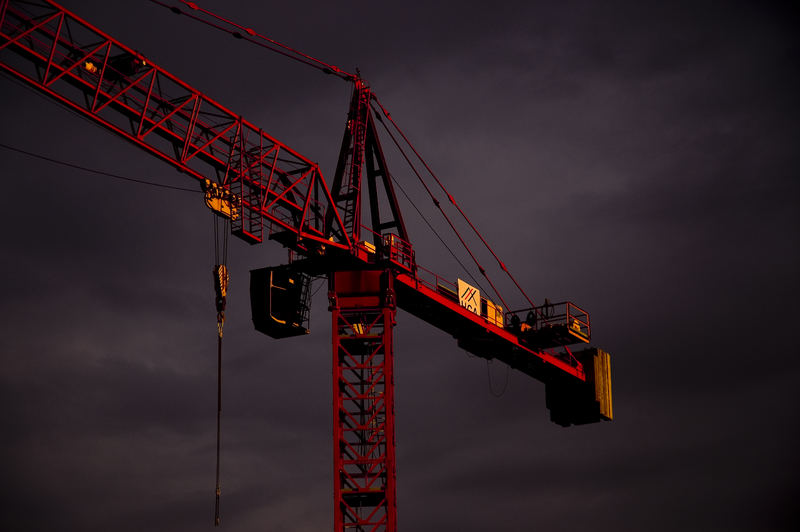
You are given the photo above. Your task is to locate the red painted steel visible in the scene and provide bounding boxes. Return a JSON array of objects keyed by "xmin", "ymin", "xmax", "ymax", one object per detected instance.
[
  {"xmin": 330, "ymin": 271, "xmax": 397, "ymax": 532},
  {"xmin": 393, "ymin": 271, "xmax": 587, "ymax": 380},
  {"xmin": 328, "ymin": 80, "xmax": 371, "ymax": 244},
  {"xmin": 0, "ymin": 0, "xmax": 350, "ymax": 251},
  {"xmin": 0, "ymin": 0, "xmax": 591, "ymax": 382},
  {"xmin": 0, "ymin": 0, "xmax": 607, "ymax": 529}
]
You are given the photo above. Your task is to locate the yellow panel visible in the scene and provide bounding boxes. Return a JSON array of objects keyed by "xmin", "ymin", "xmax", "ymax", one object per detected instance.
[
  {"xmin": 485, "ymin": 300, "xmax": 503, "ymax": 327},
  {"xmin": 593, "ymin": 349, "xmax": 613, "ymax": 420},
  {"xmin": 457, "ymin": 279, "xmax": 481, "ymax": 315}
]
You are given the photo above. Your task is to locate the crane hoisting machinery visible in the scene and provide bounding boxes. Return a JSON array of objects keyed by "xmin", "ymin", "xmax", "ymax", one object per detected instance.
[{"xmin": 0, "ymin": 1, "xmax": 613, "ymax": 530}]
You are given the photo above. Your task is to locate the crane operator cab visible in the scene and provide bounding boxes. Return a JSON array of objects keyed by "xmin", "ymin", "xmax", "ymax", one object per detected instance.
[{"xmin": 250, "ymin": 266, "xmax": 312, "ymax": 338}]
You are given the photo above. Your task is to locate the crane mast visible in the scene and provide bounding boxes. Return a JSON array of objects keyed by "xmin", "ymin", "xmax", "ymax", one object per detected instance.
[{"xmin": 1, "ymin": 1, "xmax": 613, "ymax": 530}]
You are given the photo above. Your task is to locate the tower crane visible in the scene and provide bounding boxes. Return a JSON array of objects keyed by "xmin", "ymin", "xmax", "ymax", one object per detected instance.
[{"xmin": 0, "ymin": 1, "xmax": 613, "ymax": 530}]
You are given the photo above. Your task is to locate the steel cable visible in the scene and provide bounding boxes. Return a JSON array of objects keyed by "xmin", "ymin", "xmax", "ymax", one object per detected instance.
[
  {"xmin": 0, "ymin": 141, "xmax": 201, "ymax": 193},
  {"xmin": 372, "ymin": 95, "xmax": 537, "ymax": 311}
]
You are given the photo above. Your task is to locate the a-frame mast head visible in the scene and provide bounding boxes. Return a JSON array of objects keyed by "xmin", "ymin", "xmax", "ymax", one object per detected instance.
[{"xmin": 327, "ymin": 79, "xmax": 408, "ymax": 249}]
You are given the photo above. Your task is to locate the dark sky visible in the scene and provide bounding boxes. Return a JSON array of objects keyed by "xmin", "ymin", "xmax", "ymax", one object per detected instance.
[{"xmin": 2, "ymin": 1, "xmax": 798, "ymax": 530}]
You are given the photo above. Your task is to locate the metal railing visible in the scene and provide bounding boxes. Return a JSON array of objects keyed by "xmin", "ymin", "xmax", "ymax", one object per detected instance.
[
  {"xmin": 505, "ymin": 301, "xmax": 590, "ymax": 340},
  {"xmin": 413, "ymin": 264, "xmax": 457, "ymax": 300},
  {"xmin": 381, "ymin": 233, "xmax": 413, "ymax": 272}
]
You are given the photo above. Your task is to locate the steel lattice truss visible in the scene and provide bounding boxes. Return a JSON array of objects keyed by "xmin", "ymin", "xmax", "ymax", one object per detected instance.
[
  {"xmin": 0, "ymin": 0, "xmax": 350, "ymax": 251},
  {"xmin": 331, "ymin": 283, "xmax": 397, "ymax": 531}
]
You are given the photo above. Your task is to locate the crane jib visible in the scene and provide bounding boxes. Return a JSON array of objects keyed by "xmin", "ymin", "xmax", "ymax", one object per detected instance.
[{"xmin": 0, "ymin": 0, "xmax": 351, "ymax": 251}]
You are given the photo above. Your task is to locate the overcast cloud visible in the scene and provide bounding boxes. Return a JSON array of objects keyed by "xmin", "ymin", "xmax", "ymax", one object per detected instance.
[{"xmin": 1, "ymin": 1, "xmax": 798, "ymax": 531}]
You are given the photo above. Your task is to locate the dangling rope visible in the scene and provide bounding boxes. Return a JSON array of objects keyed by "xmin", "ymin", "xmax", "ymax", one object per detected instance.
[
  {"xmin": 486, "ymin": 359, "xmax": 510, "ymax": 398},
  {"xmin": 212, "ymin": 215, "xmax": 230, "ymax": 526}
]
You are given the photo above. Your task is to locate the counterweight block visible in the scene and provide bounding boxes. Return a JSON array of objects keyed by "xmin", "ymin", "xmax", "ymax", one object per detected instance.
[{"xmin": 545, "ymin": 348, "xmax": 613, "ymax": 427}]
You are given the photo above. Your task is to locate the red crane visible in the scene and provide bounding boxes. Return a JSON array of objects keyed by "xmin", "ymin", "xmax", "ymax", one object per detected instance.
[{"xmin": 0, "ymin": 1, "xmax": 613, "ymax": 530}]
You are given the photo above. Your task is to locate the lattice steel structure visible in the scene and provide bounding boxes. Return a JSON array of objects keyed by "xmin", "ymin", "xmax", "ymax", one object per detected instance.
[
  {"xmin": 0, "ymin": 0, "xmax": 349, "ymax": 251},
  {"xmin": 330, "ymin": 270, "xmax": 397, "ymax": 531}
]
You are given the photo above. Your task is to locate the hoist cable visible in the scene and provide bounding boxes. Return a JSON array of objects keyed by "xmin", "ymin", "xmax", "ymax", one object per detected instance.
[
  {"xmin": 147, "ymin": 0, "xmax": 354, "ymax": 81},
  {"xmin": 214, "ymin": 322, "xmax": 222, "ymax": 526},
  {"xmin": 211, "ymin": 214, "xmax": 229, "ymax": 526},
  {"xmin": 370, "ymin": 102, "xmax": 508, "ymax": 310},
  {"xmin": 372, "ymin": 95, "xmax": 536, "ymax": 310}
]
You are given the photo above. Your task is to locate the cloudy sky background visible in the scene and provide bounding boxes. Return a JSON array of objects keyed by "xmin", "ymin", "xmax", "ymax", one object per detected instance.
[{"xmin": 1, "ymin": 1, "xmax": 798, "ymax": 530}]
